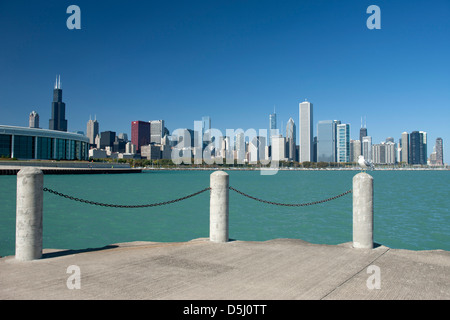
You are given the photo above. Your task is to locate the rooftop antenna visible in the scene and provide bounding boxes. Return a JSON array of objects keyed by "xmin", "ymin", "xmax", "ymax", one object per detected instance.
[
  {"xmin": 361, "ymin": 116, "xmax": 363, "ymax": 129},
  {"xmin": 365, "ymin": 116, "xmax": 367, "ymax": 128},
  {"xmin": 54, "ymin": 75, "xmax": 58, "ymax": 89},
  {"xmin": 58, "ymin": 75, "xmax": 61, "ymax": 89}
]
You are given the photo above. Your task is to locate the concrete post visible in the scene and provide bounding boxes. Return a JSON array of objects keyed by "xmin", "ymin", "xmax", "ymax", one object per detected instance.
[
  {"xmin": 352, "ymin": 172, "xmax": 374, "ymax": 249},
  {"xmin": 210, "ymin": 171, "xmax": 229, "ymax": 243},
  {"xmin": 16, "ymin": 168, "xmax": 44, "ymax": 261}
]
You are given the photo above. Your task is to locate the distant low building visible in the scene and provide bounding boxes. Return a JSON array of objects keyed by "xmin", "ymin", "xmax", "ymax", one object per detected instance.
[
  {"xmin": 89, "ymin": 148, "xmax": 107, "ymax": 159},
  {"xmin": 141, "ymin": 144, "xmax": 161, "ymax": 160},
  {"xmin": 372, "ymin": 141, "xmax": 396, "ymax": 165},
  {"xmin": 125, "ymin": 142, "xmax": 136, "ymax": 154},
  {"xmin": 0, "ymin": 125, "xmax": 89, "ymax": 160}
]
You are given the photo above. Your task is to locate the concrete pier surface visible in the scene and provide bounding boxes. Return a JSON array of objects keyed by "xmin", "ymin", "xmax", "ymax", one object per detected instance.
[{"xmin": 1, "ymin": 238, "xmax": 449, "ymax": 300}]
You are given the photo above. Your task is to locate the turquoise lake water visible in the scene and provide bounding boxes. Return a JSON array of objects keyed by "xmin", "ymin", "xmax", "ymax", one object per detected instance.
[{"xmin": 0, "ymin": 170, "xmax": 449, "ymax": 256}]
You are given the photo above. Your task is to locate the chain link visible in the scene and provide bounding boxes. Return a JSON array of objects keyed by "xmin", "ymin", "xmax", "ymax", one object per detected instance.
[
  {"xmin": 43, "ymin": 187, "xmax": 211, "ymax": 208},
  {"xmin": 43, "ymin": 185, "xmax": 351, "ymax": 209},
  {"xmin": 229, "ymin": 186, "xmax": 352, "ymax": 207}
]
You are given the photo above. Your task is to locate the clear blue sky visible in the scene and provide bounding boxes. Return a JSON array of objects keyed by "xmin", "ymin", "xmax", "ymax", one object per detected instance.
[{"xmin": 1, "ymin": 0, "xmax": 449, "ymax": 161}]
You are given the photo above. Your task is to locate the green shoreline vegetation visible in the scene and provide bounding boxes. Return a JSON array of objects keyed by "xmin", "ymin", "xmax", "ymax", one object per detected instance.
[{"xmin": 0, "ymin": 157, "xmax": 447, "ymax": 170}]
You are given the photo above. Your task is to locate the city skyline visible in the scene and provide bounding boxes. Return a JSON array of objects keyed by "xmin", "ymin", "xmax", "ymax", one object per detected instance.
[{"xmin": 1, "ymin": 1, "xmax": 449, "ymax": 161}]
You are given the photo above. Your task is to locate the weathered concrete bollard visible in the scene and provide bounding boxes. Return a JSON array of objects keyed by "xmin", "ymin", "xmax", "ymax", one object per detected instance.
[
  {"xmin": 210, "ymin": 171, "xmax": 229, "ymax": 243},
  {"xmin": 352, "ymin": 172, "xmax": 374, "ymax": 249},
  {"xmin": 16, "ymin": 167, "xmax": 44, "ymax": 261}
]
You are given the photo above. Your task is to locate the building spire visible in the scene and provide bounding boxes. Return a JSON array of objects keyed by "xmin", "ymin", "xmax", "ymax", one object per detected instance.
[{"xmin": 54, "ymin": 75, "xmax": 62, "ymax": 89}]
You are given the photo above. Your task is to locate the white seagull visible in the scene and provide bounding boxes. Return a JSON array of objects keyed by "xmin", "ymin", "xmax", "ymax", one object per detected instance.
[{"xmin": 358, "ymin": 155, "xmax": 374, "ymax": 171}]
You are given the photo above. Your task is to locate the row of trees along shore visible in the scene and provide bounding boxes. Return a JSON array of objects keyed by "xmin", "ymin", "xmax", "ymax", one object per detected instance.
[{"xmin": 90, "ymin": 157, "xmax": 436, "ymax": 169}]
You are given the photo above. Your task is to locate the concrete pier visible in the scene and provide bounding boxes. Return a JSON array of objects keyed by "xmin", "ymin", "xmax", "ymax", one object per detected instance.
[
  {"xmin": 1, "ymin": 238, "xmax": 449, "ymax": 300},
  {"xmin": 15, "ymin": 168, "xmax": 43, "ymax": 261},
  {"xmin": 210, "ymin": 171, "xmax": 229, "ymax": 243},
  {"xmin": 352, "ymin": 172, "xmax": 374, "ymax": 249}
]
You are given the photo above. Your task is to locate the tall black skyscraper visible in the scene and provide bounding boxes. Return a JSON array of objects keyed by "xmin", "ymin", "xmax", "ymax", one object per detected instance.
[
  {"xmin": 359, "ymin": 116, "xmax": 367, "ymax": 154},
  {"xmin": 49, "ymin": 75, "xmax": 68, "ymax": 132},
  {"xmin": 410, "ymin": 131, "xmax": 427, "ymax": 165}
]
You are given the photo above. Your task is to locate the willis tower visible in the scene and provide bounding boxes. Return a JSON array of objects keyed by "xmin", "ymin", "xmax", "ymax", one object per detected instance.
[{"xmin": 49, "ymin": 75, "xmax": 68, "ymax": 132}]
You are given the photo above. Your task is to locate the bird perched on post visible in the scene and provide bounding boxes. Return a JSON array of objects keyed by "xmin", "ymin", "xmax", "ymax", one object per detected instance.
[{"xmin": 358, "ymin": 155, "xmax": 374, "ymax": 171}]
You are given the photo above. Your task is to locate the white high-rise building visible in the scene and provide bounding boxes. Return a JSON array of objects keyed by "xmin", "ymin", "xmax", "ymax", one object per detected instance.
[
  {"xmin": 336, "ymin": 123, "xmax": 350, "ymax": 163},
  {"xmin": 401, "ymin": 132, "xmax": 409, "ymax": 164},
  {"xmin": 249, "ymin": 136, "xmax": 266, "ymax": 164},
  {"xmin": 125, "ymin": 141, "xmax": 136, "ymax": 154},
  {"xmin": 271, "ymin": 134, "xmax": 286, "ymax": 162},
  {"xmin": 235, "ymin": 132, "xmax": 246, "ymax": 164},
  {"xmin": 372, "ymin": 141, "xmax": 396, "ymax": 164},
  {"xmin": 149, "ymin": 120, "xmax": 165, "ymax": 144},
  {"xmin": 350, "ymin": 140, "xmax": 361, "ymax": 163},
  {"xmin": 362, "ymin": 136, "xmax": 372, "ymax": 162},
  {"xmin": 269, "ymin": 109, "xmax": 277, "ymax": 146},
  {"xmin": 299, "ymin": 100, "xmax": 313, "ymax": 162}
]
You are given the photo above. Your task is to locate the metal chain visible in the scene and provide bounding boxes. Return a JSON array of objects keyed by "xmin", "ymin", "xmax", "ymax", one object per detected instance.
[
  {"xmin": 229, "ymin": 186, "xmax": 352, "ymax": 207},
  {"xmin": 43, "ymin": 187, "xmax": 211, "ymax": 208},
  {"xmin": 43, "ymin": 185, "xmax": 351, "ymax": 208}
]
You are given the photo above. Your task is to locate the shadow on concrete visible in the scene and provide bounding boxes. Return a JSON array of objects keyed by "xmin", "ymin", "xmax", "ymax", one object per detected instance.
[
  {"xmin": 42, "ymin": 245, "xmax": 119, "ymax": 259},
  {"xmin": 373, "ymin": 242, "xmax": 383, "ymax": 249}
]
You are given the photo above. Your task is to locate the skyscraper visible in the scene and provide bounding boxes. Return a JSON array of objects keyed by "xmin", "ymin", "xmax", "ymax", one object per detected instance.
[
  {"xmin": 149, "ymin": 120, "xmax": 165, "ymax": 144},
  {"xmin": 362, "ymin": 136, "xmax": 372, "ymax": 162},
  {"xmin": 29, "ymin": 111, "xmax": 39, "ymax": 128},
  {"xmin": 299, "ymin": 100, "xmax": 313, "ymax": 162},
  {"xmin": 336, "ymin": 123, "xmax": 350, "ymax": 163},
  {"xmin": 202, "ymin": 116, "xmax": 211, "ymax": 150},
  {"xmin": 49, "ymin": 75, "xmax": 68, "ymax": 132},
  {"xmin": 271, "ymin": 134, "xmax": 286, "ymax": 162},
  {"xmin": 360, "ymin": 117, "xmax": 367, "ymax": 154},
  {"xmin": 249, "ymin": 136, "xmax": 266, "ymax": 164},
  {"xmin": 350, "ymin": 140, "xmax": 361, "ymax": 162},
  {"xmin": 401, "ymin": 132, "xmax": 409, "ymax": 164},
  {"xmin": 286, "ymin": 118, "xmax": 296, "ymax": 161},
  {"xmin": 317, "ymin": 120, "xmax": 338, "ymax": 162},
  {"xmin": 420, "ymin": 131, "xmax": 427, "ymax": 164},
  {"xmin": 373, "ymin": 141, "xmax": 396, "ymax": 164},
  {"xmin": 131, "ymin": 121, "xmax": 150, "ymax": 153},
  {"xmin": 410, "ymin": 131, "xmax": 427, "ymax": 165},
  {"xmin": 235, "ymin": 132, "xmax": 246, "ymax": 164},
  {"xmin": 99, "ymin": 131, "xmax": 116, "ymax": 150},
  {"xmin": 269, "ymin": 108, "xmax": 277, "ymax": 146},
  {"xmin": 86, "ymin": 116, "xmax": 99, "ymax": 146},
  {"xmin": 435, "ymin": 137, "xmax": 443, "ymax": 165}
]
